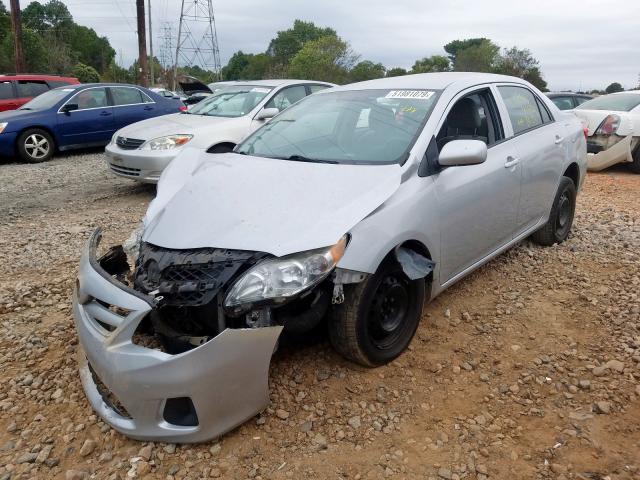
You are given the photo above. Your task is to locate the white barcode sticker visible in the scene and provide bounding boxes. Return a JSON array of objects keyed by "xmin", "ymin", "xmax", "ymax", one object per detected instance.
[{"xmin": 385, "ymin": 90, "xmax": 435, "ymax": 100}]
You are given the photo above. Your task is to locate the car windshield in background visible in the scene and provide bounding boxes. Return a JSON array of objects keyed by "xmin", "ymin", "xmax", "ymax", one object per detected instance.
[
  {"xmin": 189, "ymin": 86, "xmax": 273, "ymax": 117},
  {"xmin": 236, "ymin": 89, "xmax": 441, "ymax": 164},
  {"xmin": 19, "ymin": 88, "xmax": 74, "ymax": 110},
  {"xmin": 576, "ymin": 93, "xmax": 640, "ymax": 112}
]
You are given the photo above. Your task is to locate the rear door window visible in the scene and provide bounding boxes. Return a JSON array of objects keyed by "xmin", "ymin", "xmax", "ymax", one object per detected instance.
[
  {"xmin": 111, "ymin": 87, "xmax": 145, "ymax": 106},
  {"xmin": 498, "ymin": 86, "xmax": 543, "ymax": 135},
  {"xmin": 0, "ymin": 81, "xmax": 14, "ymax": 100},
  {"xmin": 17, "ymin": 80, "xmax": 49, "ymax": 98}
]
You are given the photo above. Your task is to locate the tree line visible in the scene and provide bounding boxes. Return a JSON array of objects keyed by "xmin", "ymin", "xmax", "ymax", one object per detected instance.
[{"xmin": 221, "ymin": 22, "xmax": 550, "ymax": 90}]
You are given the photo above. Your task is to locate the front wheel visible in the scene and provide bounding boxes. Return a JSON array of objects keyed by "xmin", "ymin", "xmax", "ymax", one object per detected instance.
[
  {"xmin": 630, "ymin": 147, "xmax": 640, "ymax": 174},
  {"xmin": 531, "ymin": 176, "xmax": 576, "ymax": 246},
  {"xmin": 329, "ymin": 259, "xmax": 425, "ymax": 367},
  {"xmin": 17, "ymin": 129, "xmax": 55, "ymax": 163}
]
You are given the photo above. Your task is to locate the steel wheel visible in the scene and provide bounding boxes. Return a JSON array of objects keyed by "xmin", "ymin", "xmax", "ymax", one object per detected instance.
[
  {"xmin": 24, "ymin": 133, "xmax": 50, "ymax": 160},
  {"xmin": 366, "ymin": 275, "xmax": 411, "ymax": 350}
]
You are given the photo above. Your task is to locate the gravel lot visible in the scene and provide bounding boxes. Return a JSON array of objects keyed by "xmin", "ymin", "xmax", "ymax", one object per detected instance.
[{"xmin": 0, "ymin": 153, "xmax": 639, "ymax": 480}]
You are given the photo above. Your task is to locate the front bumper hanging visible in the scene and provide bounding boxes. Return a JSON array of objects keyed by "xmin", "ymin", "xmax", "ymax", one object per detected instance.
[{"xmin": 73, "ymin": 229, "xmax": 283, "ymax": 443}]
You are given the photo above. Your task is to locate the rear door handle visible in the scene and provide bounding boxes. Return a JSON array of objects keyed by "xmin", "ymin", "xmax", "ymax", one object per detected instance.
[
  {"xmin": 100, "ymin": 111, "xmax": 112, "ymax": 116},
  {"xmin": 554, "ymin": 135, "xmax": 564, "ymax": 144},
  {"xmin": 144, "ymin": 106, "xmax": 154, "ymax": 111},
  {"xmin": 504, "ymin": 156, "xmax": 520, "ymax": 168}
]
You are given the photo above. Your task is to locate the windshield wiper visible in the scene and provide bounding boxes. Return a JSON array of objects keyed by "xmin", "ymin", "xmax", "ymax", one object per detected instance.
[{"xmin": 284, "ymin": 155, "xmax": 338, "ymax": 164}]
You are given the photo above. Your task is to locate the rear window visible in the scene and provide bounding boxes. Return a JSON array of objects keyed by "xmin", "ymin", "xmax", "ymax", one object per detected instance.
[
  {"xmin": 576, "ymin": 93, "xmax": 640, "ymax": 112},
  {"xmin": 17, "ymin": 80, "xmax": 49, "ymax": 98},
  {"xmin": 111, "ymin": 87, "xmax": 145, "ymax": 106},
  {"xmin": 0, "ymin": 81, "xmax": 13, "ymax": 100}
]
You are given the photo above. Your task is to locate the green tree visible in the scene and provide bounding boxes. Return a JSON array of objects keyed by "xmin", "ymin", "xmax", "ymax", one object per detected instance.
[
  {"xmin": 72, "ymin": 63, "xmax": 100, "ymax": 83},
  {"xmin": 243, "ymin": 53, "xmax": 271, "ymax": 80},
  {"xmin": 267, "ymin": 20, "xmax": 337, "ymax": 69},
  {"xmin": 605, "ymin": 82, "xmax": 624, "ymax": 94},
  {"xmin": 221, "ymin": 51, "xmax": 251, "ymax": 80},
  {"xmin": 445, "ymin": 38, "xmax": 499, "ymax": 72},
  {"xmin": 411, "ymin": 55, "xmax": 450, "ymax": 73},
  {"xmin": 349, "ymin": 60, "xmax": 385, "ymax": 82},
  {"xmin": 288, "ymin": 36, "xmax": 358, "ymax": 84},
  {"xmin": 494, "ymin": 47, "xmax": 547, "ymax": 91},
  {"xmin": 386, "ymin": 67, "xmax": 407, "ymax": 77}
]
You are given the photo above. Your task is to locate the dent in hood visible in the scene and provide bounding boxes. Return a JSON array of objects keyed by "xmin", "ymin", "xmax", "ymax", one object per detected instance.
[{"xmin": 143, "ymin": 149, "xmax": 402, "ymax": 257}]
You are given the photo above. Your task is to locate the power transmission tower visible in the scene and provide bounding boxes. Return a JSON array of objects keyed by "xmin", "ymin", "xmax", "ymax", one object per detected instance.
[
  {"xmin": 173, "ymin": 0, "xmax": 222, "ymax": 90},
  {"xmin": 136, "ymin": 0, "xmax": 149, "ymax": 87},
  {"xmin": 159, "ymin": 23, "xmax": 174, "ymax": 87},
  {"xmin": 9, "ymin": 0, "xmax": 25, "ymax": 73}
]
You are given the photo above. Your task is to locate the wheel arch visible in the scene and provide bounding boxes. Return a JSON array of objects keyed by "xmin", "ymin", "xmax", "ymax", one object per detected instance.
[
  {"xmin": 380, "ymin": 239, "xmax": 435, "ymax": 298},
  {"xmin": 15, "ymin": 125, "xmax": 58, "ymax": 152},
  {"xmin": 206, "ymin": 142, "xmax": 236, "ymax": 153},
  {"xmin": 563, "ymin": 162, "xmax": 580, "ymax": 189}
]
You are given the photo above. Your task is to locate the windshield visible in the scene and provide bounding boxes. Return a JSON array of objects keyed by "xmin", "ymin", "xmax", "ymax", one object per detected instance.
[
  {"xmin": 576, "ymin": 93, "xmax": 640, "ymax": 112},
  {"xmin": 188, "ymin": 86, "xmax": 273, "ymax": 117},
  {"xmin": 19, "ymin": 88, "xmax": 74, "ymax": 110},
  {"xmin": 236, "ymin": 89, "xmax": 441, "ymax": 164}
]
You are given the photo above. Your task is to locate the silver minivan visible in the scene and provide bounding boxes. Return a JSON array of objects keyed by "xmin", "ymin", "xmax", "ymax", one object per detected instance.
[{"xmin": 73, "ymin": 72, "xmax": 587, "ymax": 442}]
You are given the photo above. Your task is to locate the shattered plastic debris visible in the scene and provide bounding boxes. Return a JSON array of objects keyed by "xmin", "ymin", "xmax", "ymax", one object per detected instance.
[
  {"xmin": 123, "ymin": 222, "xmax": 144, "ymax": 266},
  {"xmin": 395, "ymin": 247, "xmax": 435, "ymax": 280}
]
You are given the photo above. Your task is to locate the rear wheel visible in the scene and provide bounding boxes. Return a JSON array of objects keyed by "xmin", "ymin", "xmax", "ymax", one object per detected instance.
[
  {"xmin": 531, "ymin": 176, "xmax": 576, "ymax": 246},
  {"xmin": 329, "ymin": 258, "xmax": 425, "ymax": 367},
  {"xmin": 17, "ymin": 129, "xmax": 54, "ymax": 163}
]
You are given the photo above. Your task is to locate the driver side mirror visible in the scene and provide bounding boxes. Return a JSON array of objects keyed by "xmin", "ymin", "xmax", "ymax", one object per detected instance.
[
  {"xmin": 61, "ymin": 103, "xmax": 79, "ymax": 114},
  {"xmin": 255, "ymin": 107, "xmax": 279, "ymax": 121},
  {"xmin": 438, "ymin": 139, "xmax": 487, "ymax": 167}
]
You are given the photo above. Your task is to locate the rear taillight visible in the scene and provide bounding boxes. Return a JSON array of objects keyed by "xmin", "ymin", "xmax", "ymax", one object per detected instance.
[
  {"xmin": 179, "ymin": 105, "xmax": 187, "ymax": 112},
  {"xmin": 595, "ymin": 114, "xmax": 620, "ymax": 135}
]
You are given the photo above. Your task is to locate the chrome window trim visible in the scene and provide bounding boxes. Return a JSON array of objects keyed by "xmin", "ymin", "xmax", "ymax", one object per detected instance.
[{"xmin": 57, "ymin": 86, "xmax": 156, "ymax": 114}]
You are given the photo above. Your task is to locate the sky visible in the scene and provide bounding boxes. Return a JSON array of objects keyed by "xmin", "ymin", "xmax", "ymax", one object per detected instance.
[{"xmin": 21, "ymin": 0, "xmax": 640, "ymax": 91}]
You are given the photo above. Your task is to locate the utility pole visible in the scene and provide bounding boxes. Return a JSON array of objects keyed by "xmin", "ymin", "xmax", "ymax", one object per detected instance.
[
  {"xmin": 172, "ymin": 0, "xmax": 185, "ymax": 91},
  {"xmin": 136, "ymin": 0, "xmax": 149, "ymax": 87},
  {"xmin": 9, "ymin": 0, "xmax": 25, "ymax": 73},
  {"xmin": 148, "ymin": 0, "xmax": 154, "ymax": 86}
]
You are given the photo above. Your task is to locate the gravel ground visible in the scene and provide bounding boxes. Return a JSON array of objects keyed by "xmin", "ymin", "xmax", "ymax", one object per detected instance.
[{"xmin": 0, "ymin": 153, "xmax": 639, "ymax": 480}]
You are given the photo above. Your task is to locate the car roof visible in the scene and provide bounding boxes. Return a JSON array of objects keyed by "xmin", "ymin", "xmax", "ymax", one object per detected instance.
[
  {"xmin": 612, "ymin": 90, "xmax": 640, "ymax": 95},
  {"xmin": 329, "ymin": 72, "xmax": 531, "ymax": 93},
  {"xmin": 546, "ymin": 92, "xmax": 592, "ymax": 98},
  {"xmin": 223, "ymin": 79, "xmax": 335, "ymax": 88}
]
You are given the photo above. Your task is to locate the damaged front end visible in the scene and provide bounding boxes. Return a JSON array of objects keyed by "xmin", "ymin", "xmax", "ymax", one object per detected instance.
[
  {"xmin": 73, "ymin": 229, "xmax": 285, "ymax": 442},
  {"xmin": 73, "ymin": 229, "xmax": 352, "ymax": 442}
]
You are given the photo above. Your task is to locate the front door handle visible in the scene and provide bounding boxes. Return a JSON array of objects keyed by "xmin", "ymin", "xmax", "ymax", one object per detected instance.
[
  {"xmin": 504, "ymin": 156, "xmax": 520, "ymax": 168},
  {"xmin": 144, "ymin": 106, "xmax": 154, "ymax": 111},
  {"xmin": 99, "ymin": 111, "xmax": 112, "ymax": 116}
]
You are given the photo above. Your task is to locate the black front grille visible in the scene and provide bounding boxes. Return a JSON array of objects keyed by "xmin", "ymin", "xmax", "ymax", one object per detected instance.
[
  {"xmin": 134, "ymin": 243, "xmax": 268, "ymax": 307},
  {"xmin": 116, "ymin": 136, "xmax": 145, "ymax": 150}
]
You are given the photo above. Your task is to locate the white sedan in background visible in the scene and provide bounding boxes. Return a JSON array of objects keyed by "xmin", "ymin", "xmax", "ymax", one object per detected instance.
[
  {"xmin": 105, "ymin": 79, "xmax": 334, "ymax": 183},
  {"xmin": 573, "ymin": 91, "xmax": 640, "ymax": 173}
]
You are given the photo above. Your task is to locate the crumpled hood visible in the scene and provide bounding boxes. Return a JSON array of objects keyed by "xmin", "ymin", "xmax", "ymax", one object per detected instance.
[
  {"xmin": 116, "ymin": 113, "xmax": 244, "ymax": 141},
  {"xmin": 142, "ymin": 149, "xmax": 402, "ymax": 256}
]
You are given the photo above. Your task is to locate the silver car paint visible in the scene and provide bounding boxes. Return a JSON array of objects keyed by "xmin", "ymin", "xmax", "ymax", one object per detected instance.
[{"xmin": 74, "ymin": 73, "xmax": 587, "ymax": 443}]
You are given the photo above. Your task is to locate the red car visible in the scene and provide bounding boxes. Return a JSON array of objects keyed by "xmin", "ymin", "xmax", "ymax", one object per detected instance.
[{"xmin": 0, "ymin": 74, "xmax": 80, "ymax": 112}]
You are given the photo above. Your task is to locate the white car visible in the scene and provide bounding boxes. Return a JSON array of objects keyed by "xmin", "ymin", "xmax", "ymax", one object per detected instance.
[
  {"xmin": 74, "ymin": 72, "xmax": 586, "ymax": 442},
  {"xmin": 573, "ymin": 91, "xmax": 640, "ymax": 173},
  {"xmin": 105, "ymin": 79, "xmax": 334, "ymax": 183}
]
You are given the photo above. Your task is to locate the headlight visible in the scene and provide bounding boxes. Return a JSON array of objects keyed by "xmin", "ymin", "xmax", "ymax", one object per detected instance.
[
  {"xmin": 224, "ymin": 235, "xmax": 348, "ymax": 308},
  {"xmin": 0, "ymin": 122, "xmax": 8, "ymax": 134},
  {"xmin": 141, "ymin": 134, "xmax": 193, "ymax": 151}
]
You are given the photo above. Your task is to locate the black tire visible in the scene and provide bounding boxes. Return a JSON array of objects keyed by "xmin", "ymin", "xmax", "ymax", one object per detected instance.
[
  {"xmin": 208, "ymin": 143, "xmax": 235, "ymax": 154},
  {"xmin": 16, "ymin": 128, "xmax": 55, "ymax": 163},
  {"xmin": 630, "ymin": 147, "xmax": 640, "ymax": 174},
  {"xmin": 531, "ymin": 176, "xmax": 576, "ymax": 246},
  {"xmin": 329, "ymin": 258, "xmax": 425, "ymax": 367}
]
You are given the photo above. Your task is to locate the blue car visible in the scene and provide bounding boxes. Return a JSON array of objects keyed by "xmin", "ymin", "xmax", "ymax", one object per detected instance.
[{"xmin": 0, "ymin": 83, "xmax": 185, "ymax": 163}]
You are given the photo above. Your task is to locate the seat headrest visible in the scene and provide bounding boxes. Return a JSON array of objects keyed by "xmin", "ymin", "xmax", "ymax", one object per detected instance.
[
  {"xmin": 369, "ymin": 106, "xmax": 396, "ymax": 132},
  {"xmin": 447, "ymin": 97, "xmax": 481, "ymax": 130}
]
